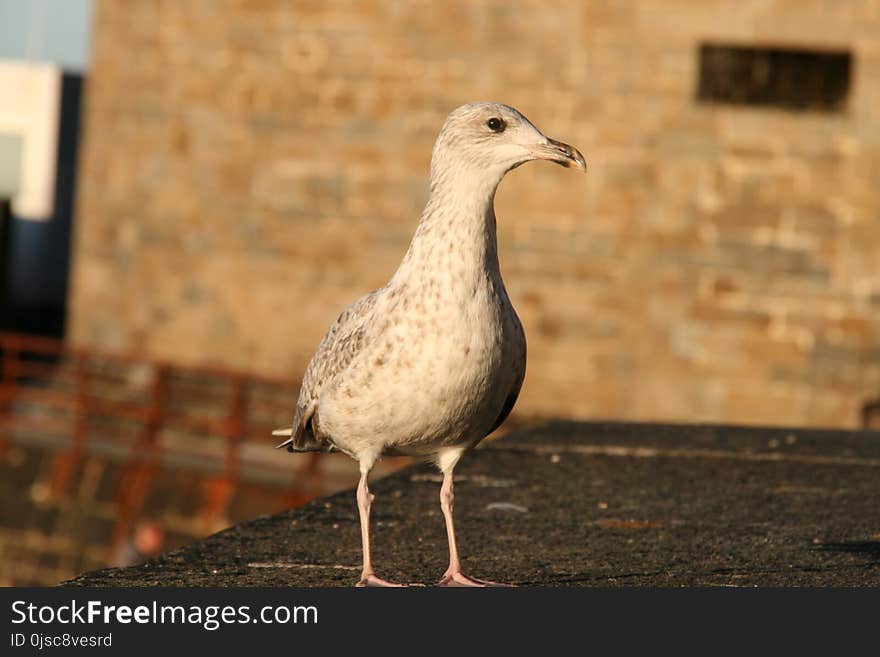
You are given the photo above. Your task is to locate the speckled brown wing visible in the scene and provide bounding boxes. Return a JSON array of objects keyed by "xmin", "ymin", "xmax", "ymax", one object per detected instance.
[{"xmin": 276, "ymin": 292, "xmax": 379, "ymax": 452}]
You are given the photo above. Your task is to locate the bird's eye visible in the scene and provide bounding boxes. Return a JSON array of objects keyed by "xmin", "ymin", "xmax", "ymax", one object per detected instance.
[{"xmin": 486, "ymin": 117, "xmax": 506, "ymax": 133}]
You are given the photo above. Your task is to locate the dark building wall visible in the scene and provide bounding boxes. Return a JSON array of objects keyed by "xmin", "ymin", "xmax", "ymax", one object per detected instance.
[{"xmin": 4, "ymin": 73, "xmax": 83, "ymax": 337}]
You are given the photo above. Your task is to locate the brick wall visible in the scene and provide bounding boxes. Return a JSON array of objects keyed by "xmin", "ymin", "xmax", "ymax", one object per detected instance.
[{"xmin": 70, "ymin": 1, "xmax": 880, "ymax": 428}]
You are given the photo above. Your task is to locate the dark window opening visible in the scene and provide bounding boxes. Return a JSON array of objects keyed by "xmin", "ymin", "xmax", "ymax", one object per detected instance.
[
  {"xmin": 697, "ymin": 44, "xmax": 851, "ymax": 111},
  {"xmin": 864, "ymin": 398, "xmax": 880, "ymax": 430}
]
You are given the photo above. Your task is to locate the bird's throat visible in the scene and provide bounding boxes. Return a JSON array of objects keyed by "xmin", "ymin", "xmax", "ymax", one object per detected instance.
[{"xmin": 393, "ymin": 176, "xmax": 503, "ymax": 293}]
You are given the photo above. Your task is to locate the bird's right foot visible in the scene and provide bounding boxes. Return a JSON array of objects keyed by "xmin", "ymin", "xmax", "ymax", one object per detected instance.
[
  {"xmin": 437, "ymin": 571, "xmax": 514, "ymax": 587},
  {"xmin": 355, "ymin": 573, "xmax": 405, "ymax": 587}
]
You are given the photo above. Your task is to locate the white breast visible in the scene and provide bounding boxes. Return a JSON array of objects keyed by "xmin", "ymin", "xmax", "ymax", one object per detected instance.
[{"xmin": 315, "ymin": 276, "xmax": 523, "ymax": 458}]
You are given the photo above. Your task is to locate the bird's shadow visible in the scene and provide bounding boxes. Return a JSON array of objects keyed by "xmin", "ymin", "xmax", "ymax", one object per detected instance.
[{"xmin": 811, "ymin": 540, "xmax": 880, "ymax": 562}]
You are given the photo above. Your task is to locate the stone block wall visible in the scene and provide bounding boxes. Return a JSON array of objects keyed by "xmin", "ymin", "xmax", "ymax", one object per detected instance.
[{"xmin": 70, "ymin": 0, "xmax": 880, "ymax": 427}]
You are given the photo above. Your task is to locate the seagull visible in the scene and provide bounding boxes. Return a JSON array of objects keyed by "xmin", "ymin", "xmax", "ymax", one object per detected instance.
[{"xmin": 274, "ymin": 102, "xmax": 585, "ymax": 586}]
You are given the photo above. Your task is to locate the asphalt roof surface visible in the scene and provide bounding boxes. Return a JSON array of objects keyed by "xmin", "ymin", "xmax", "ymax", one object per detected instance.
[{"xmin": 67, "ymin": 421, "xmax": 880, "ymax": 587}]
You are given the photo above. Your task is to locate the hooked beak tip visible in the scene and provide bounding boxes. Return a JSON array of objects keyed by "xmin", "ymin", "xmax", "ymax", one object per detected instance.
[
  {"xmin": 568, "ymin": 150, "xmax": 587, "ymax": 172},
  {"xmin": 539, "ymin": 137, "xmax": 586, "ymax": 172}
]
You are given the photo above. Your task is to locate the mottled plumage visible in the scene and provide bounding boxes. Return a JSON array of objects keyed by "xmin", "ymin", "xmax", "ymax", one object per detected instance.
[
  {"xmin": 281, "ymin": 292, "xmax": 380, "ymax": 452},
  {"xmin": 274, "ymin": 102, "xmax": 585, "ymax": 586}
]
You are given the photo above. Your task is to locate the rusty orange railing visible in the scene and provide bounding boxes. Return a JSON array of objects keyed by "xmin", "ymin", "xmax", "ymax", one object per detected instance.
[{"xmin": 0, "ymin": 332, "xmax": 323, "ymax": 551}]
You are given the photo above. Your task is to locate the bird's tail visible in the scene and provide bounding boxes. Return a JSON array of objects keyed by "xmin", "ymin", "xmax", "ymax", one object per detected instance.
[
  {"xmin": 272, "ymin": 427, "xmax": 335, "ymax": 453},
  {"xmin": 272, "ymin": 427, "xmax": 295, "ymax": 449}
]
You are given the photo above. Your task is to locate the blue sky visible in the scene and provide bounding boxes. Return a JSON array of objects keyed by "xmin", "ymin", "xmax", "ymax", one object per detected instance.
[{"xmin": 0, "ymin": 0, "xmax": 93, "ymax": 71}]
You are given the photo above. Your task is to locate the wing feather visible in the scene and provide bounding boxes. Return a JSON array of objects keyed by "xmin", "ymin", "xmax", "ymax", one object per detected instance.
[{"xmin": 276, "ymin": 292, "xmax": 379, "ymax": 451}]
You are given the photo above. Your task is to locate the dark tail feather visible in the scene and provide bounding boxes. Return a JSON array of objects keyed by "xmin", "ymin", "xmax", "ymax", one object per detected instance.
[{"xmin": 272, "ymin": 427, "xmax": 336, "ymax": 453}]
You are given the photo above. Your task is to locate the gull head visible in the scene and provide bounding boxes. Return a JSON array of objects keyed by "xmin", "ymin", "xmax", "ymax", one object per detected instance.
[{"xmin": 431, "ymin": 102, "xmax": 586, "ymax": 181}]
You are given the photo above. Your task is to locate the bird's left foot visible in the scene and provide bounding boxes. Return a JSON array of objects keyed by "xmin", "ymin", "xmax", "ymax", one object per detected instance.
[
  {"xmin": 355, "ymin": 573, "xmax": 405, "ymax": 587},
  {"xmin": 437, "ymin": 571, "xmax": 514, "ymax": 587}
]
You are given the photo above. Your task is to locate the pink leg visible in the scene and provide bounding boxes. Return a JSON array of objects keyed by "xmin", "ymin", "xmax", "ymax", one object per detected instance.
[
  {"xmin": 355, "ymin": 470, "xmax": 402, "ymax": 587},
  {"xmin": 438, "ymin": 470, "xmax": 511, "ymax": 587}
]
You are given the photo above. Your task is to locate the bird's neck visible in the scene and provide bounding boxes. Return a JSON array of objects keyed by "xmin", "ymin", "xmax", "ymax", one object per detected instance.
[{"xmin": 392, "ymin": 169, "xmax": 504, "ymax": 290}]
